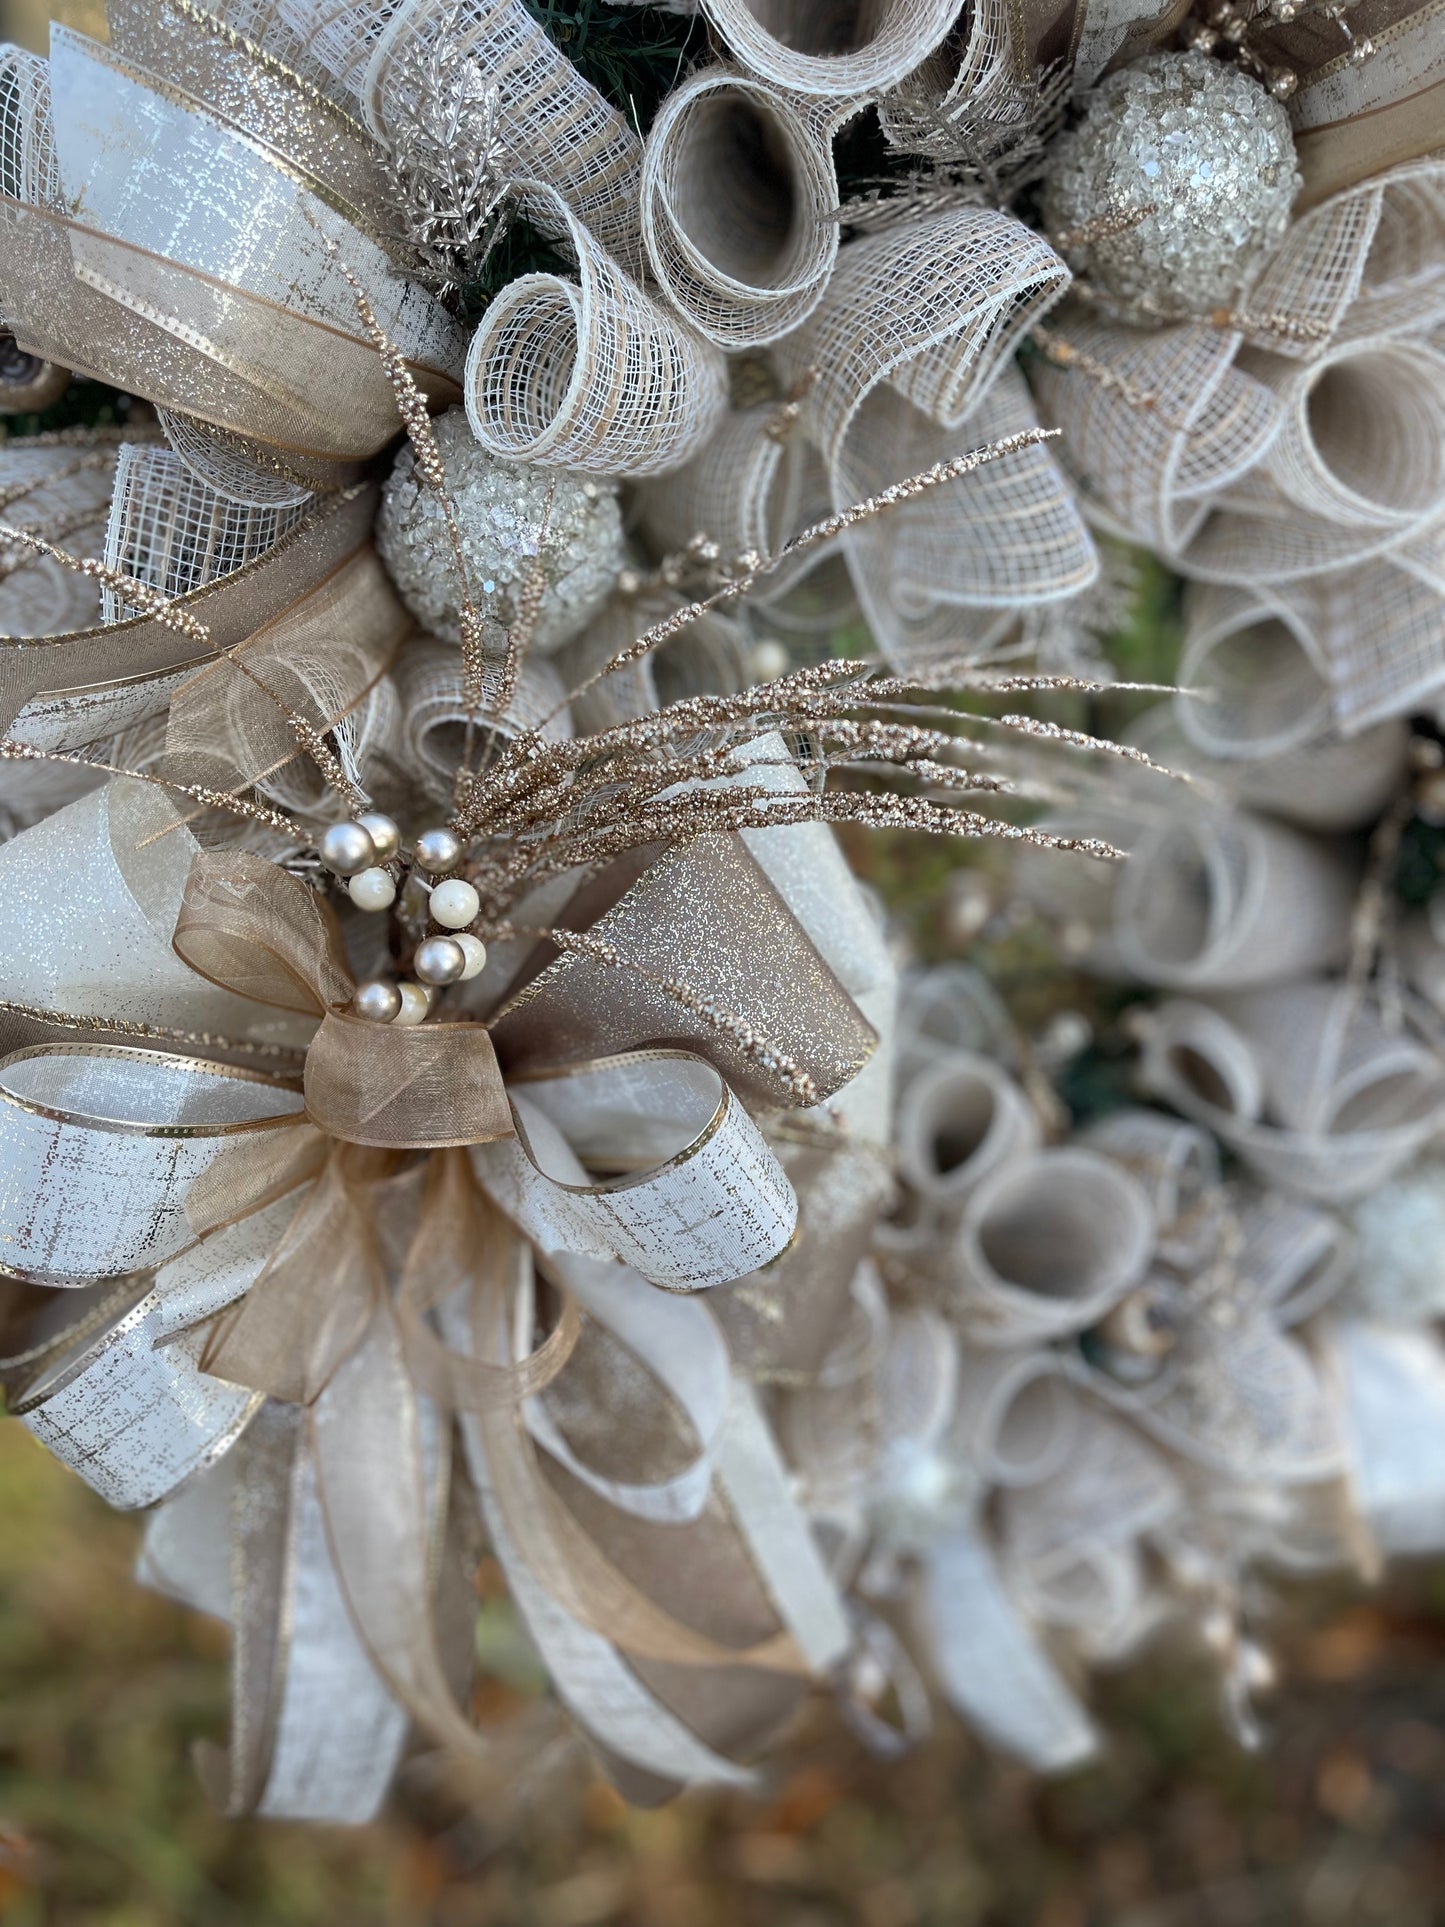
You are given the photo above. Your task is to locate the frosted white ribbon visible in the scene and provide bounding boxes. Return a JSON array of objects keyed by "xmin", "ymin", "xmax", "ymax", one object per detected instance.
[
  {"xmin": 914, "ymin": 1529, "xmax": 1098, "ymax": 1772},
  {"xmin": 13, "ymin": 1282, "xmax": 261, "ymax": 1507},
  {"xmin": 474, "ymin": 1055, "xmax": 798, "ymax": 1291}
]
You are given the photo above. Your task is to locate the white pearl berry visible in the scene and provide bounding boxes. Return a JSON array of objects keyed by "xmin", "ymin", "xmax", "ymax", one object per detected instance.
[
  {"xmin": 392, "ymin": 982, "xmax": 430, "ymax": 1026},
  {"xmin": 455, "ymin": 932, "xmax": 488, "ymax": 981},
  {"xmin": 751, "ymin": 639, "xmax": 790, "ymax": 681},
  {"xmin": 429, "ymin": 877, "xmax": 480, "ymax": 929},
  {"xmin": 347, "ymin": 866, "xmax": 397, "ymax": 912}
]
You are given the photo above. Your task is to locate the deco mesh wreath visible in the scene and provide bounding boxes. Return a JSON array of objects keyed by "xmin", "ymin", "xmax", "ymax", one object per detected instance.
[{"xmin": 0, "ymin": 0, "xmax": 1442, "ymax": 1824}]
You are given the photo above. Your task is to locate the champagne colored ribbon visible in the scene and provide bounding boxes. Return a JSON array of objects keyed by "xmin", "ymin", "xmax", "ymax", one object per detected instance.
[
  {"xmin": 1260, "ymin": 0, "xmax": 1445, "ymax": 207},
  {"xmin": 0, "ymin": 479, "xmax": 378, "ymax": 747},
  {"xmin": 0, "ymin": 31, "xmax": 462, "ymax": 460},
  {"xmin": 490, "ymin": 831, "xmax": 877, "ymax": 1109},
  {"xmin": 173, "ymin": 847, "xmax": 513, "ymax": 1148}
]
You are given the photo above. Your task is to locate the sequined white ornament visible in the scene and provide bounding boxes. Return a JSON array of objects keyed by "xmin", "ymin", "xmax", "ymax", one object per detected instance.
[
  {"xmin": 1042, "ymin": 52, "xmax": 1300, "ymax": 316},
  {"xmin": 376, "ymin": 409, "xmax": 624, "ymax": 655}
]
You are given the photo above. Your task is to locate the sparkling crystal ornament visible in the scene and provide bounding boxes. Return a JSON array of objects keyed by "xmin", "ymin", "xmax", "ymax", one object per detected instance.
[
  {"xmin": 376, "ymin": 408, "xmax": 624, "ymax": 654},
  {"xmin": 1042, "ymin": 51, "xmax": 1301, "ymax": 316}
]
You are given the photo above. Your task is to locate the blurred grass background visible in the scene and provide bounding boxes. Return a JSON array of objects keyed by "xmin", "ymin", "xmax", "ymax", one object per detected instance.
[{"xmin": 3, "ymin": 1412, "xmax": 1445, "ymax": 1926}]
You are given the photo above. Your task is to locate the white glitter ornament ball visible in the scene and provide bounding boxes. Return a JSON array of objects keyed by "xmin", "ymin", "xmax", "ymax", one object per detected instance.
[
  {"xmin": 1043, "ymin": 52, "xmax": 1301, "ymax": 316},
  {"xmin": 377, "ymin": 409, "xmax": 624, "ymax": 654}
]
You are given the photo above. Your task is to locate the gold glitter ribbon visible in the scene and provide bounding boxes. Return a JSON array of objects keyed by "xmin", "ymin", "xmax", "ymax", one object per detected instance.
[{"xmin": 0, "ymin": 27, "xmax": 463, "ymax": 460}]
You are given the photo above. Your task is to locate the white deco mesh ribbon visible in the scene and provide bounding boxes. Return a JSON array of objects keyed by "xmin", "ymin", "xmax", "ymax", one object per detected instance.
[
  {"xmin": 1078, "ymin": 1106, "xmax": 1220, "ymax": 1267},
  {"xmin": 553, "ymin": 589, "xmax": 749, "ymax": 734},
  {"xmin": 1180, "ymin": 519, "xmax": 1445, "ymax": 733},
  {"xmin": 641, "ymin": 68, "xmax": 845, "ymax": 349},
  {"xmin": 769, "ymin": 208, "xmax": 1083, "ymax": 666},
  {"xmin": 1183, "ymin": 339, "xmax": 1445, "ymax": 584},
  {"xmin": 1109, "ymin": 801, "xmax": 1357, "ymax": 991},
  {"xmin": 699, "ymin": 0, "xmax": 959, "ymax": 96},
  {"xmin": 100, "ymin": 443, "xmax": 308, "ymax": 624},
  {"xmin": 776, "ymin": 207, "xmax": 1068, "ymax": 469},
  {"xmin": 894, "ymin": 1048, "xmax": 1041, "ymax": 1215},
  {"xmin": 1238, "ymin": 1190, "xmax": 1352, "ymax": 1329},
  {"xmin": 465, "ymin": 181, "xmax": 728, "ymax": 476},
  {"xmin": 1129, "ymin": 695, "xmax": 1409, "ymax": 835},
  {"xmin": 998, "ymin": 1396, "xmax": 1181, "ymax": 1658},
  {"xmin": 877, "ymin": 0, "xmax": 1029, "ymax": 160},
  {"xmin": 631, "ymin": 405, "xmax": 836, "ymax": 615},
  {"xmin": 0, "ymin": 433, "xmax": 117, "ymax": 638},
  {"xmin": 157, "ymin": 409, "xmax": 320, "ymax": 511},
  {"xmin": 944, "ymin": 1145, "xmax": 1155, "ymax": 1347},
  {"xmin": 1241, "ymin": 156, "xmax": 1445, "ymax": 359},
  {"xmin": 1030, "ymin": 313, "xmax": 1280, "ymax": 555},
  {"xmin": 1081, "ymin": 1288, "xmax": 1342, "ymax": 1484},
  {"xmin": 213, "ymin": 0, "xmax": 646, "ymax": 272},
  {"xmin": 829, "ymin": 367, "xmax": 1099, "ymax": 667},
  {"xmin": 473, "ymin": 1054, "xmax": 798, "ymax": 1291},
  {"xmin": 1139, "ymin": 985, "xmax": 1445, "ymax": 1200},
  {"xmin": 950, "ymin": 1345, "xmax": 1085, "ymax": 1488},
  {"xmin": 395, "ymin": 636, "xmax": 573, "ymax": 812}
]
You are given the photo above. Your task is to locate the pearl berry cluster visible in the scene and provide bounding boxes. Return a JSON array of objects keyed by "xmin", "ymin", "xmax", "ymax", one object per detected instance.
[{"xmin": 318, "ymin": 814, "xmax": 487, "ymax": 1025}]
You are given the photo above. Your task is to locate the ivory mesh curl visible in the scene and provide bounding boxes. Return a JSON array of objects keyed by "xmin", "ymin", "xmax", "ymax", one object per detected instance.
[
  {"xmin": 835, "ymin": 370, "xmax": 1099, "ymax": 667},
  {"xmin": 1030, "ymin": 313, "xmax": 1281, "ymax": 554},
  {"xmin": 465, "ymin": 182, "xmax": 728, "ymax": 475},
  {"xmin": 878, "ymin": 0, "xmax": 1028, "ymax": 160},
  {"xmin": 640, "ymin": 69, "xmax": 843, "ymax": 348},
  {"xmin": 395, "ymin": 637, "xmax": 572, "ymax": 811},
  {"xmin": 100, "ymin": 445, "xmax": 309, "ymax": 625},
  {"xmin": 700, "ymin": 0, "xmax": 961, "ymax": 97},
  {"xmin": 1240, "ymin": 157, "xmax": 1445, "ymax": 356},
  {"xmin": 1176, "ymin": 581, "xmax": 1335, "ymax": 759}
]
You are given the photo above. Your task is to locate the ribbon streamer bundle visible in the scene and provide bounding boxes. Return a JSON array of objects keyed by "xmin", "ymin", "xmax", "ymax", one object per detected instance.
[{"xmin": 0, "ymin": 0, "xmax": 1443, "ymax": 1826}]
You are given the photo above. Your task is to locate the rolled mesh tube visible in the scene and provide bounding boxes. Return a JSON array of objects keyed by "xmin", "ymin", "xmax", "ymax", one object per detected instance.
[
  {"xmin": 1176, "ymin": 581, "xmax": 1333, "ymax": 759},
  {"xmin": 396, "ymin": 637, "xmax": 572, "ymax": 810},
  {"xmin": 948, "ymin": 1147, "xmax": 1155, "ymax": 1348},
  {"xmin": 1030, "ymin": 312, "xmax": 1281, "ymax": 556},
  {"xmin": 465, "ymin": 183, "xmax": 728, "ymax": 475},
  {"xmin": 1111, "ymin": 802, "xmax": 1357, "ymax": 991},
  {"xmin": 699, "ymin": 0, "xmax": 961, "ymax": 97},
  {"xmin": 641, "ymin": 70, "xmax": 844, "ymax": 349},
  {"xmin": 229, "ymin": 0, "xmax": 645, "ymax": 270},
  {"xmin": 893, "ymin": 1051, "xmax": 1039, "ymax": 1213}
]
